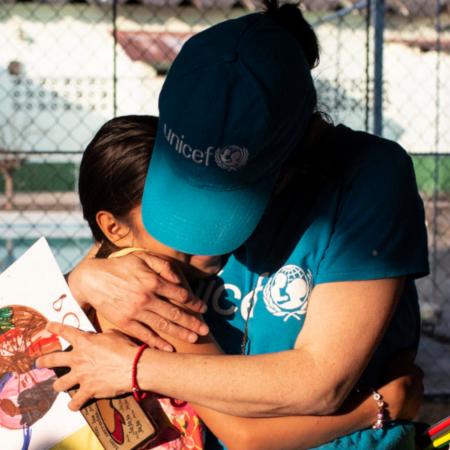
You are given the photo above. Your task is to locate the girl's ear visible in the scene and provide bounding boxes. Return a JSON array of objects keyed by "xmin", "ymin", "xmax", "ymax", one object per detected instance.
[{"xmin": 95, "ymin": 210, "xmax": 132, "ymax": 247}]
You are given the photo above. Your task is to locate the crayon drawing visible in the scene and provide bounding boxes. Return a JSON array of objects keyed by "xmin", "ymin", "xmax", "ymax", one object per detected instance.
[
  {"xmin": 0, "ymin": 238, "xmax": 95, "ymax": 450},
  {"xmin": 0, "ymin": 305, "xmax": 61, "ymax": 450}
]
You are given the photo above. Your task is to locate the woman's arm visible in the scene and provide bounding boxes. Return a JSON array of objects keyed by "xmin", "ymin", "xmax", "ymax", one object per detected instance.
[
  {"xmin": 38, "ymin": 278, "xmax": 404, "ymax": 417},
  {"xmin": 140, "ymin": 278, "xmax": 405, "ymax": 416},
  {"xmin": 39, "ymin": 319, "xmax": 422, "ymax": 450},
  {"xmin": 40, "ymin": 276, "xmax": 422, "ymax": 450},
  {"xmin": 153, "ymin": 316, "xmax": 421, "ymax": 450},
  {"xmin": 66, "ymin": 251, "xmax": 209, "ymax": 350},
  {"xmin": 196, "ymin": 380, "xmax": 420, "ymax": 450}
]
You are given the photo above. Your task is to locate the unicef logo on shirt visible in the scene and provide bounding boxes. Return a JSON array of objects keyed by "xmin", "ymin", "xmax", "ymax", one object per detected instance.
[
  {"xmin": 263, "ymin": 265, "xmax": 312, "ymax": 321},
  {"xmin": 215, "ymin": 145, "xmax": 249, "ymax": 171}
]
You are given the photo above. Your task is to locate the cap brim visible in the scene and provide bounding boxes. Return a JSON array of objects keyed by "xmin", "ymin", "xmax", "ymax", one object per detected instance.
[{"xmin": 141, "ymin": 147, "xmax": 274, "ymax": 256}]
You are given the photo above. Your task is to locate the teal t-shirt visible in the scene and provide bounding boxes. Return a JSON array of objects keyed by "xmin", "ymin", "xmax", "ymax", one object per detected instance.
[{"xmin": 197, "ymin": 125, "xmax": 429, "ymax": 449}]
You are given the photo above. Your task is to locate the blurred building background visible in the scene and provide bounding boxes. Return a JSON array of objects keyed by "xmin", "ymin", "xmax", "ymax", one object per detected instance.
[{"xmin": 0, "ymin": 0, "xmax": 449, "ymax": 418}]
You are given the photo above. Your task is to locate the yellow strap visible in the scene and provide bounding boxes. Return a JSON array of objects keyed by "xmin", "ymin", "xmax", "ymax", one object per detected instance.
[{"xmin": 108, "ymin": 247, "xmax": 145, "ymax": 258}]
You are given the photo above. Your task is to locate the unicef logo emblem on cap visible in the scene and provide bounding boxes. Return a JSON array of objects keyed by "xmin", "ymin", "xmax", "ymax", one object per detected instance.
[
  {"xmin": 215, "ymin": 145, "xmax": 249, "ymax": 171},
  {"xmin": 263, "ymin": 265, "xmax": 312, "ymax": 321}
]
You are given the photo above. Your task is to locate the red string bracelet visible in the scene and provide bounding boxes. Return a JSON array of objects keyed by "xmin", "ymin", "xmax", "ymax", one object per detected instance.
[{"xmin": 132, "ymin": 343, "xmax": 149, "ymax": 402}]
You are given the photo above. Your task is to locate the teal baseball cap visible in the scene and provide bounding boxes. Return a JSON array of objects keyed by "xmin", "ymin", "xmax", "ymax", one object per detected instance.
[{"xmin": 142, "ymin": 12, "xmax": 316, "ymax": 256}]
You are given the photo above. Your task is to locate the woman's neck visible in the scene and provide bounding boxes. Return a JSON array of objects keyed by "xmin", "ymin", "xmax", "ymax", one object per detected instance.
[{"xmin": 274, "ymin": 114, "xmax": 335, "ymax": 196}]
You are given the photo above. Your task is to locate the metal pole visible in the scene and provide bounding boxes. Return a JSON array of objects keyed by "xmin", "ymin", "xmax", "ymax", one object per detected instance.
[
  {"xmin": 365, "ymin": 0, "xmax": 371, "ymax": 132},
  {"xmin": 112, "ymin": 0, "xmax": 118, "ymax": 117},
  {"xmin": 334, "ymin": 16, "xmax": 343, "ymax": 121},
  {"xmin": 372, "ymin": 0, "xmax": 385, "ymax": 136},
  {"xmin": 431, "ymin": 0, "xmax": 442, "ymax": 314}
]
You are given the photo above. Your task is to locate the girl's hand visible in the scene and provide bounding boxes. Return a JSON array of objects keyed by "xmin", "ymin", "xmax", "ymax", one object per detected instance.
[
  {"xmin": 68, "ymin": 252, "xmax": 209, "ymax": 351},
  {"xmin": 377, "ymin": 351, "xmax": 424, "ymax": 421},
  {"xmin": 37, "ymin": 323, "xmax": 138, "ymax": 411}
]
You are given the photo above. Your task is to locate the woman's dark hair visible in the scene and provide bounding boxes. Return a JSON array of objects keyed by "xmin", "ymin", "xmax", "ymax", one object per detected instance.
[
  {"xmin": 262, "ymin": 2, "xmax": 337, "ymax": 188},
  {"xmin": 263, "ymin": 0, "xmax": 330, "ymax": 124},
  {"xmin": 263, "ymin": 0, "xmax": 320, "ymax": 70},
  {"xmin": 78, "ymin": 115, "xmax": 158, "ymax": 253}
]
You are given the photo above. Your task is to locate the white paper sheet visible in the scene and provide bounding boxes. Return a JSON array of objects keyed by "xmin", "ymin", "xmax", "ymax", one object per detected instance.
[{"xmin": 0, "ymin": 237, "xmax": 94, "ymax": 450}]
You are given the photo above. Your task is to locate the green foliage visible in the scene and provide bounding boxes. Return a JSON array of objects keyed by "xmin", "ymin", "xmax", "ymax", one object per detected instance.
[
  {"xmin": 1, "ymin": 158, "xmax": 449, "ymax": 195},
  {"xmin": 0, "ymin": 162, "xmax": 77, "ymax": 192},
  {"xmin": 411, "ymin": 155, "xmax": 450, "ymax": 196}
]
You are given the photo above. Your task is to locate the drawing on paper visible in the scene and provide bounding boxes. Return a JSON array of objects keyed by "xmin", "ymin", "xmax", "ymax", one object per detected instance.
[{"xmin": 0, "ymin": 305, "xmax": 61, "ymax": 449}]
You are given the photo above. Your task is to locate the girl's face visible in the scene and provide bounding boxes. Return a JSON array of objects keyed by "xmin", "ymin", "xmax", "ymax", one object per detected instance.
[{"xmin": 124, "ymin": 206, "xmax": 223, "ymax": 279}]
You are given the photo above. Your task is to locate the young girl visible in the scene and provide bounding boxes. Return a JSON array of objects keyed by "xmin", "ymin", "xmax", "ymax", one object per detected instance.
[
  {"xmin": 77, "ymin": 114, "xmax": 206, "ymax": 450},
  {"xmin": 73, "ymin": 114, "xmax": 423, "ymax": 450}
]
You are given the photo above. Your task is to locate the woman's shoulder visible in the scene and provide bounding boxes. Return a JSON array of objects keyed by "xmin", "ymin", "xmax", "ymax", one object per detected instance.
[
  {"xmin": 335, "ymin": 124, "xmax": 411, "ymax": 163},
  {"xmin": 332, "ymin": 124, "xmax": 416, "ymax": 187}
]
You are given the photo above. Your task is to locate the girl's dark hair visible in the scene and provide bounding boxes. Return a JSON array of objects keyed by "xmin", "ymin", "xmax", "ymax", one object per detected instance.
[
  {"xmin": 263, "ymin": 0, "xmax": 320, "ymax": 70},
  {"xmin": 78, "ymin": 115, "xmax": 158, "ymax": 251}
]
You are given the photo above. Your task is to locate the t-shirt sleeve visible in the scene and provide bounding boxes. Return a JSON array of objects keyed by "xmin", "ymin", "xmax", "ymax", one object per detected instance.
[{"xmin": 315, "ymin": 143, "xmax": 429, "ymax": 284}]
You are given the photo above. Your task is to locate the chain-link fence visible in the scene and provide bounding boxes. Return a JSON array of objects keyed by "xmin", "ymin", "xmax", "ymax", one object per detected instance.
[{"xmin": 1, "ymin": 0, "xmax": 449, "ymax": 398}]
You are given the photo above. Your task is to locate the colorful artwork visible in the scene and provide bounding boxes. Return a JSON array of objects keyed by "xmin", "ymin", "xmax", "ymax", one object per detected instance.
[
  {"xmin": 0, "ymin": 305, "xmax": 61, "ymax": 449},
  {"xmin": 0, "ymin": 238, "xmax": 158, "ymax": 450},
  {"xmin": 0, "ymin": 238, "xmax": 94, "ymax": 450}
]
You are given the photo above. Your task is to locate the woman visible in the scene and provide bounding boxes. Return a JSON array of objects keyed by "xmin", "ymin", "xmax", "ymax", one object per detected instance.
[
  {"xmin": 49, "ymin": 113, "xmax": 421, "ymax": 450},
  {"xmin": 39, "ymin": 2, "xmax": 429, "ymax": 449}
]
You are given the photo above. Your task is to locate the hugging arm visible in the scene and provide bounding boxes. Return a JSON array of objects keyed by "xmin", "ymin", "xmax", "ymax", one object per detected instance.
[
  {"xmin": 39, "ymin": 277, "xmax": 422, "ymax": 450},
  {"xmin": 193, "ymin": 375, "xmax": 421, "ymax": 450},
  {"xmin": 39, "ymin": 278, "xmax": 403, "ymax": 415},
  {"xmin": 66, "ymin": 251, "xmax": 209, "ymax": 350},
  {"xmin": 152, "ymin": 302, "xmax": 422, "ymax": 450},
  {"xmin": 130, "ymin": 278, "xmax": 406, "ymax": 416}
]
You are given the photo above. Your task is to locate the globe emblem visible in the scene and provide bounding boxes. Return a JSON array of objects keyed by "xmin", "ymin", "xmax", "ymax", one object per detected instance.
[
  {"xmin": 215, "ymin": 145, "xmax": 249, "ymax": 171},
  {"xmin": 263, "ymin": 265, "xmax": 312, "ymax": 321}
]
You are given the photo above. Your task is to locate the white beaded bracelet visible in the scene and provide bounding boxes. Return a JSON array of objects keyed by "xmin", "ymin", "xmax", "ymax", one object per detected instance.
[{"xmin": 371, "ymin": 389, "xmax": 387, "ymax": 430}]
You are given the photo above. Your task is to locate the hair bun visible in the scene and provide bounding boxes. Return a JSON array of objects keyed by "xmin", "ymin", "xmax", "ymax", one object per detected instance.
[{"xmin": 263, "ymin": 0, "xmax": 320, "ymax": 69}]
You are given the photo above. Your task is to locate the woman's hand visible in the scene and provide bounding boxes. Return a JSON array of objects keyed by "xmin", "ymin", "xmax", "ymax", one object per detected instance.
[
  {"xmin": 37, "ymin": 323, "xmax": 139, "ymax": 411},
  {"xmin": 68, "ymin": 251, "xmax": 209, "ymax": 351},
  {"xmin": 377, "ymin": 351, "xmax": 424, "ymax": 421}
]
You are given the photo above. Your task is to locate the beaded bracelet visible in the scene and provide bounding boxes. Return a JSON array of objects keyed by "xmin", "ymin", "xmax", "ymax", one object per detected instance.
[
  {"xmin": 131, "ymin": 344, "xmax": 149, "ymax": 403},
  {"xmin": 371, "ymin": 389, "xmax": 387, "ymax": 430}
]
